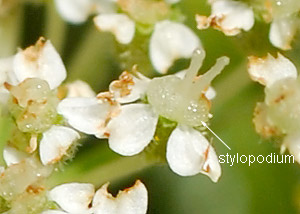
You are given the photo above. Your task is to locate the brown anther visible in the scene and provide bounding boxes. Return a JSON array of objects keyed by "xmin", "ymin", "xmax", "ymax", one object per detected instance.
[
  {"xmin": 110, "ymin": 71, "xmax": 135, "ymax": 97},
  {"xmin": 274, "ymin": 94, "xmax": 286, "ymax": 104},
  {"xmin": 26, "ymin": 185, "xmax": 45, "ymax": 194},
  {"xmin": 97, "ymin": 91, "xmax": 117, "ymax": 106},
  {"xmin": 3, "ymin": 82, "xmax": 12, "ymax": 90},
  {"xmin": 104, "ymin": 132, "xmax": 110, "ymax": 138}
]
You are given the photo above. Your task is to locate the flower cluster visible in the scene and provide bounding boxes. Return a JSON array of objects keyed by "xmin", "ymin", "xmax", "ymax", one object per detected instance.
[
  {"xmin": 196, "ymin": 0, "xmax": 300, "ymax": 50},
  {"xmin": 58, "ymin": 48, "xmax": 229, "ymax": 182},
  {"xmin": 248, "ymin": 53, "xmax": 300, "ymax": 162}
]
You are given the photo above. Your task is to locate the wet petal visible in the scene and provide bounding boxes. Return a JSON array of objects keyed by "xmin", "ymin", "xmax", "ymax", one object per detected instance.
[
  {"xmin": 13, "ymin": 38, "xmax": 66, "ymax": 89},
  {"xmin": 0, "ymin": 166, "xmax": 4, "ymax": 174},
  {"xmin": 150, "ymin": 20, "xmax": 201, "ymax": 74},
  {"xmin": 283, "ymin": 133, "xmax": 300, "ymax": 164},
  {"xmin": 109, "ymin": 71, "xmax": 149, "ymax": 103},
  {"xmin": 54, "ymin": 0, "xmax": 94, "ymax": 24},
  {"xmin": 94, "ymin": 13, "xmax": 135, "ymax": 44},
  {"xmin": 40, "ymin": 125, "xmax": 80, "ymax": 165},
  {"xmin": 49, "ymin": 183, "xmax": 94, "ymax": 213},
  {"xmin": 269, "ymin": 17, "xmax": 297, "ymax": 50},
  {"xmin": 196, "ymin": 0, "xmax": 254, "ymax": 36},
  {"xmin": 107, "ymin": 104, "xmax": 158, "ymax": 156},
  {"xmin": 166, "ymin": 125, "xmax": 221, "ymax": 182},
  {"xmin": 66, "ymin": 80, "xmax": 96, "ymax": 98},
  {"xmin": 248, "ymin": 53, "xmax": 297, "ymax": 87},
  {"xmin": 57, "ymin": 97, "xmax": 110, "ymax": 136},
  {"xmin": 93, "ymin": 180, "xmax": 148, "ymax": 214},
  {"xmin": 3, "ymin": 146, "xmax": 28, "ymax": 166}
]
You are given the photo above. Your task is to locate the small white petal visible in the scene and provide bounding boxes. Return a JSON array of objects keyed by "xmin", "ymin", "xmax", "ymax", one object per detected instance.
[
  {"xmin": 41, "ymin": 211, "xmax": 68, "ymax": 214},
  {"xmin": 205, "ymin": 86, "xmax": 216, "ymax": 100},
  {"xmin": 212, "ymin": 0, "xmax": 254, "ymax": 32},
  {"xmin": 0, "ymin": 87, "xmax": 9, "ymax": 105},
  {"xmin": 107, "ymin": 104, "xmax": 158, "ymax": 156},
  {"xmin": 57, "ymin": 97, "xmax": 110, "ymax": 136},
  {"xmin": 0, "ymin": 166, "xmax": 4, "ymax": 174},
  {"xmin": 166, "ymin": 125, "xmax": 221, "ymax": 182},
  {"xmin": 13, "ymin": 38, "xmax": 66, "ymax": 89},
  {"xmin": 269, "ymin": 17, "xmax": 297, "ymax": 50},
  {"xmin": 49, "ymin": 183, "xmax": 94, "ymax": 213},
  {"xmin": 40, "ymin": 125, "xmax": 80, "ymax": 165},
  {"xmin": 66, "ymin": 80, "xmax": 96, "ymax": 98},
  {"xmin": 54, "ymin": 0, "xmax": 94, "ymax": 24},
  {"xmin": 197, "ymin": 0, "xmax": 254, "ymax": 36},
  {"xmin": 283, "ymin": 133, "xmax": 300, "ymax": 163},
  {"xmin": 164, "ymin": 0, "xmax": 180, "ymax": 4},
  {"xmin": 109, "ymin": 71, "xmax": 149, "ymax": 104},
  {"xmin": 248, "ymin": 53, "xmax": 297, "ymax": 87},
  {"xmin": 93, "ymin": 180, "xmax": 148, "ymax": 214},
  {"xmin": 150, "ymin": 20, "xmax": 201, "ymax": 74},
  {"xmin": 94, "ymin": 14, "xmax": 135, "ymax": 45},
  {"xmin": 3, "ymin": 146, "xmax": 28, "ymax": 166}
]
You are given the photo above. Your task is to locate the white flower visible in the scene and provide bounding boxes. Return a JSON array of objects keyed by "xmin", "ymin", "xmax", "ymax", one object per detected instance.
[
  {"xmin": 269, "ymin": 17, "xmax": 297, "ymax": 50},
  {"xmin": 13, "ymin": 37, "xmax": 66, "ymax": 89},
  {"xmin": 3, "ymin": 146, "xmax": 28, "ymax": 166},
  {"xmin": 43, "ymin": 180, "xmax": 148, "ymax": 214},
  {"xmin": 282, "ymin": 133, "xmax": 300, "ymax": 163},
  {"xmin": 103, "ymin": 49, "xmax": 226, "ymax": 182},
  {"xmin": 57, "ymin": 96, "xmax": 118, "ymax": 138},
  {"xmin": 248, "ymin": 53, "xmax": 297, "ymax": 88},
  {"xmin": 149, "ymin": 20, "xmax": 201, "ymax": 74},
  {"xmin": 0, "ymin": 37, "xmax": 67, "ymax": 90},
  {"xmin": 196, "ymin": 0, "xmax": 254, "ymax": 36},
  {"xmin": 54, "ymin": 0, "xmax": 116, "ymax": 24},
  {"xmin": 94, "ymin": 13, "xmax": 135, "ymax": 44},
  {"xmin": 39, "ymin": 125, "xmax": 80, "ymax": 165}
]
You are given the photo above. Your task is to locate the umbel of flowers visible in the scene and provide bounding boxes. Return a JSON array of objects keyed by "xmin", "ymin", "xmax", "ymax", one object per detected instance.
[
  {"xmin": 0, "ymin": 38, "xmax": 148, "ymax": 213},
  {"xmin": 58, "ymin": 48, "xmax": 229, "ymax": 182},
  {"xmin": 248, "ymin": 53, "xmax": 300, "ymax": 163}
]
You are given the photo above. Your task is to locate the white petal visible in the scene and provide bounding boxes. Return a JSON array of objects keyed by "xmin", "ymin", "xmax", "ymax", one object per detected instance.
[
  {"xmin": 57, "ymin": 97, "xmax": 110, "ymax": 136},
  {"xmin": 269, "ymin": 17, "xmax": 297, "ymax": 50},
  {"xmin": 41, "ymin": 211, "xmax": 68, "ymax": 214},
  {"xmin": 166, "ymin": 125, "xmax": 221, "ymax": 182},
  {"xmin": 0, "ymin": 166, "xmax": 4, "ymax": 175},
  {"xmin": 248, "ymin": 53, "xmax": 297, "ymax": 87},
  {"xmin": 197, "ymin": 0, "xmax": 254, "ymax": 36},
  {"xmin": 205, "ymin": 86, "xmax": 216, "ymax": 100},
  {"xmin": 283, "ymin": 133, "xmax": 300, "ymax": 163},
  {"xmin": 66, "ymin": 80, "xmax": 96, "ymax": 98},
  {"xmin": 164, "ymin": 0, "xmax": 180, "ymax": 4},
  {"xmin": 49, "ymin": 183, "xmax": 94, "ymax": 213},
  {"xmin": 93, "ymin": 180, "xmax": 148, "ymax": 214},
  {"xmin": 54, "ymin": 0, "xmax": 94, "ymax": 24},
  {"xmin": 107, "ymin": 104, "xmax": 158, "ymax": 156},
  {"xmin": 0, "ymin": 87, "xmax": 9, "ymax": 105},
  {"xmin": 212, "ymin": 0, "xmax": 254, "ymax": 31},
  {"xmin": 150, "ymin": 20, "xmax": 201, "ymax": 74},
  {"xmin": 94, "ymin": 13, "xmax": 135, "ymax": 45},
  {"xmin": 13, "ymin": 38, "xmax": 66, "ymax": 89},
  {"xmin": 3, "ymin": 146, "xmax": 28, "ymax": 166},
  {"xmin": 40, "ymin": 125, "xmax": 80, "ymax": 165},
  {"xmin": 109, "ymin": 71, "xmax": 149, "ymax": 103}
]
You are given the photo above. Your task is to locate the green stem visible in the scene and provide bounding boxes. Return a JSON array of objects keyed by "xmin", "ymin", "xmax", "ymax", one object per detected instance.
[
  {"xmin": 44, "ymin": 1, "xmax": 66, "ymax": 53},
  {"xmin": 0, "ymin": 3, "xmax": 22, "ymax": 57},
  {"xmin": 47, "ymin": 143, "xmax": 160, "ymax": 188}
]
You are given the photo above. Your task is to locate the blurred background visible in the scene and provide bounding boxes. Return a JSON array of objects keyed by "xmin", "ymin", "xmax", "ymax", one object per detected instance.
[{"xmin": 1, "ymin": 0, "xmax": 300, "ymax": 213}]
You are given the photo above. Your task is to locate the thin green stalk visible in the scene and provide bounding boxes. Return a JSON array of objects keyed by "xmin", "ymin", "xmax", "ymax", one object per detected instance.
[{"xmin": 44, "ymin": 1, "xmax": 66, "ymax": 53}]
